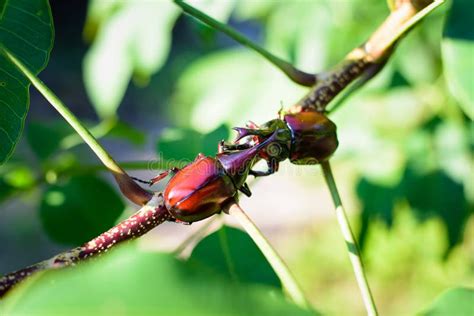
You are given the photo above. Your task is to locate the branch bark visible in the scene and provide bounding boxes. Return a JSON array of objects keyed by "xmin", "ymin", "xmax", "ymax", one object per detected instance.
[
  {"xmin": 290, "ymin": 0, "xmax": 444, "ymax": 113},
  {"xmin": 0, "ymin": 194, "xmax": 171, "ymax": 297}
]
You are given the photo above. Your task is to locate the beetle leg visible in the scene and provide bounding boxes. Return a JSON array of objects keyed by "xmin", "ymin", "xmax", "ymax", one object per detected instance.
[
  {"xmin": 239, "ymin": 182, "xmax": 252, "ymax": 197},
  {"xmin": 149, "ymin": 171, "xmax": 170, "ymax": 185},
  {"xmin": 219, "ymin": 140, "xmax": 252, "ymax": 153},
  {"xmin": 148, "ymin": 167, "xmax": 180, "ymax": 186},
  {"xmin": 195, "ymin": 153, "xmax": 206, "ymax": 161},
  {"xmin": 249, "ymin": 159, "xmax": 279, "ymax": 178},
  {"xmin": 131, "ymin": 177, "xmax": 153, "ymax": 185}
]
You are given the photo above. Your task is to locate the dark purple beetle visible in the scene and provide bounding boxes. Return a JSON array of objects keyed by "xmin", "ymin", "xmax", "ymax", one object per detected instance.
[{"xmin": 229, "ymin": 109, "xmax": 338, "ymax": 174}]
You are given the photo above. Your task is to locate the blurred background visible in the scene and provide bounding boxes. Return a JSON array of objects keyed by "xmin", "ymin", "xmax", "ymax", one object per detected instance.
[{"xmin": 0, "ymin": 0, "xmax": 472, "ymax": 315}]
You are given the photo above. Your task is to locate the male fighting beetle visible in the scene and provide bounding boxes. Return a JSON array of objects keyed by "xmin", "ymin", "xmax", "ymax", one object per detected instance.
[
  {"xmin": 145, "ymin": 130, "xmax": 285, "ymax": 223},
  {"xmin": 231, "ymin": 109, "xmax": 338, "ymax": 173}
]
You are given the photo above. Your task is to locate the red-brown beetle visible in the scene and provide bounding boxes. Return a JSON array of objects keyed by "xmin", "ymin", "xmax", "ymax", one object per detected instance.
[
  {"xmin": 145, "ymin": 130, "xmax": 286, "ymax": 223},
  {"xmin": 231, "ymin": 109, "xmax": 338, "ymax": 174}
]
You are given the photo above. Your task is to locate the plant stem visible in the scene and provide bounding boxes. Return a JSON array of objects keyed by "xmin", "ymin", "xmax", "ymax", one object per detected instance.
[
  {"xmin": 227, "ymin": 203, "xmax": 311, "ymax": 309},
  {"xmin": 173, "ymin": 0, "xmax": 316, "ymax": 87},
  {"xmin": 320, "ymin": 161, "xmax": 378, "ymax": 316},
  {"xmin": 58, "ymin": 159, "xmax": 189, "ymax": 176},
  {"xmin": 1, "ymin": 48, "xmax": 152, "ymax": 205},
  {"xmin": 60, "ymin": 116, "xmax": 118, "ymax": 150}
]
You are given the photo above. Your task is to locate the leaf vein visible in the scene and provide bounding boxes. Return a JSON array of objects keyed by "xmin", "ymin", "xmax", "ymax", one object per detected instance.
[
  {"xmin": 0, "ymin": 126, "xmax": 14, "ymax": 144},
  {"xmin": 0, "ymin": 26, "xmax": 48, "ymax": 54},
  {"xmin": 7, "ymin": 4, "xmax": 50, "ymax": 27},
  {"xmin": 0, "ymin": 99, "xmax": 23, "ymax": 119},
  {"xmin": 0, "ymin": 67, "xmax": 27, "ymax": 88}
]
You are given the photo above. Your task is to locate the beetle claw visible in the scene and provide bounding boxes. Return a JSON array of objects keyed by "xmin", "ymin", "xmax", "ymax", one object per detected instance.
[{"xmin": 239, "ymin": 182, "xmax": 252, "ymax": 197}]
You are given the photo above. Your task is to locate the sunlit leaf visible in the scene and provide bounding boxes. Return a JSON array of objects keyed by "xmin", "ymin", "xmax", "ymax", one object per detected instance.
[
  {"xmin": 0, "ymin": 244, "xmax": 318, "ymax": 316},
  {"xmin": 0, "ymin": 0, "xmax": 54, "ymax": 165},
  {"xmin": 420, "ymin": 287, "xmax": 474, "ymax": 315},
  {"xmin": 172, "ymin": 49, "xmax": 305, "ymax": 132},
  {"xmin": 157, "ymin": 124, "xmax": 229, "ymax": 161},
  {"xmin": 106, "ymin": 120, "xmax": 146, "ymax": 146},
  {"xmin": 83, "ymin": 1, "xmax": 180, "ymax": 118},
  {"xmin": 39, "ymin": 175, "xmax": 125, "ymax": 245},
  {"xmin": 190, "ymin": 226, "xmax": 280, "ymax": 287},
  {"xmin": 442, "ymin": 0, "xmax": 474, "ymax": 119}
]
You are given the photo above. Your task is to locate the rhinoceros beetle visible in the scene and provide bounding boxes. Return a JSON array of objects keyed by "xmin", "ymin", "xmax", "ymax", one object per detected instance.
[
  {"xmin": 228, "ymin": 110, "xmax": 338, "ymax": 175},
  {"xmin": 141, "ymin": 129, "xmax": 287, "ymax": 223}
]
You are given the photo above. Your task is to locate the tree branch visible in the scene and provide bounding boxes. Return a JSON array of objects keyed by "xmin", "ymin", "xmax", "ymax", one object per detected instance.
[
  {"xmin": 1, "ymin": 48, "xmax": 152, "ymax": 206},
  {"xmin": 173, "ymin": 0, "xmax": 316, "ymax": 87},
  {"xmin": 226, "ymin": 203, "xmax": 311, "ymax": 309},
  {"xmin": 290, "ymin": 0, "xmax": 444, "ymax": 113},
  {"xmin": 0, "ymin": 193, "xmax": 171, "ymax": 298},
  {"xmin": 320, "ymin": 161, "xmax": 378, "ymax": 316}
]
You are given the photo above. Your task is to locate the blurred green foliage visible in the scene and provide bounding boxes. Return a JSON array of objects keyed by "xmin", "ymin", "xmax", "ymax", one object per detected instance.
[
  {"xmin": 290, "ymin": 209, "xmax": 473, "ymax": 315},
  {"xmin": 40, "ymin": 175, "xmax": 125, "ymax": 245},
  {"xmin": 190, "ymin": 226, "xmax": 280, "ymax": 287},
  {"xmin": 421, "ymin": 287, "xmax": 474, "ymax": 315},
  {"xmin": 0, "ymin": 230, "xmax": 317, "ymax": 316},
  {"xmin": 157, "ymin": 123, "xmax": 229, "ymax": 161},
  {"xmin": 442, "ymin": 0, "xmax": 474, "ymax": 119},
  {"xmin": 0, "ymin": 0, "xmax": 472, "ymax": 315}
]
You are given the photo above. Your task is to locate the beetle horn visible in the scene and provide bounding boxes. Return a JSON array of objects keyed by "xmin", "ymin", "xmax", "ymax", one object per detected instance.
[
  {"xmin": 232, "ymin": 127, "xmax": 274, "ymax": 142},
  {"xmin": 232, "ymin": 127, "xmax": 254, "ymax": 142}
]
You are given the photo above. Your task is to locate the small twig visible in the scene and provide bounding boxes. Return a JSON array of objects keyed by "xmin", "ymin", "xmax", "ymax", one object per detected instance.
[
  {"xmin": 226, "ymin": 203, "xmax": 311, "ymax": 309},
  {"xmin": 0, "ymin": 193, "xmax": 171, "ymax": 297},
  {"xmin": 173, "ymin": 0, "xmax": 316, "ymax": 87},
  {"xmin": 320, "ymin": 161, "xmax": 378, "ymax": 316},
  {"xmin": 1, "ymin": 48, "xmax": 152, "ymax": 206}
]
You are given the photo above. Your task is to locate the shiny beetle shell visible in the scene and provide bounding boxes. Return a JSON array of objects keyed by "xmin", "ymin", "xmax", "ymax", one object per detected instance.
[
  {"xmin": 284, "ymin": 111, "xmax": 338, "ymax": 164},
  {"xmin": 164, "ymin": 156, "xmax": 236, "ymax": 222}
]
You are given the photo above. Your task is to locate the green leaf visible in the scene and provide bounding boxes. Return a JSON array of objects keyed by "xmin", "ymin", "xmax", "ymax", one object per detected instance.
[
  {"xmin": 83, "ymin": 1, "xmax": 180, "ymax": 118},
  {"xmin": 39, "ymin": 175, "xmax": 125, "ymax": 245},
  {"xmin": 442, "ymin": 0, "xmax": 474, "ymax": 119},
  {"xmin": 26, "ymin": 120, "xmax": 72, "ymax": 161},
  {"xmin": 190, "ymin": 226, "xmax": 280, "ymax": 287},
  {"xmin": 106, "ymin": 120, "xmax": 146, "ymax": 146},
  {"xmin": 401, "ymin": 167, "xmax": 470, "ymax": 252},
  {"xmin": 420, "ymin": 287, "xmax": 474, "ymax": 315},
  {"xmin": 0, "ymin": 244, "xmax": 318, "ymax": 316},
  {"xmin": 157, "ymin": 124, "xmax": 229, "ymax": 161},
  {"xmin": 0, "ymin": 0, "xmax": 54, "ymax": 165},
  {"xmin": 356, "ymin": 178, "xmax": 399, "ymax": 249}
]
